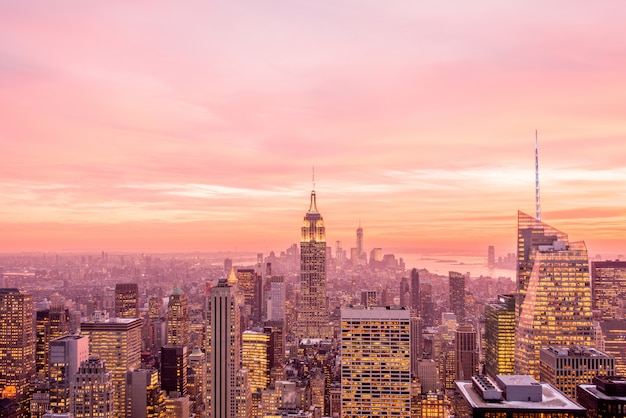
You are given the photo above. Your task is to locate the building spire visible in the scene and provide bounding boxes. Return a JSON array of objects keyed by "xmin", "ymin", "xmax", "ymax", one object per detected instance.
[
  {"xmin": 535, "ymin": 130, "xmax": 541, "ymax": 221},
  {"xmin": 308, "ymin": 167, "xmax": 319, "ymax": 214}
]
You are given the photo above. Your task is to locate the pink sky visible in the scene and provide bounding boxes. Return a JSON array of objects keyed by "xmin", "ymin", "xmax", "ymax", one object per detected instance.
[{"xmin": 1, "ymin": 1, "xmax": 626, "ymax": 258}]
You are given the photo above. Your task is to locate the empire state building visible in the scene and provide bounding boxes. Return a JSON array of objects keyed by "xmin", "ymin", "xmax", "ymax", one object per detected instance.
[{"xmin": 296, "ymin": 189, "xmax": 330, "ymax": 340}]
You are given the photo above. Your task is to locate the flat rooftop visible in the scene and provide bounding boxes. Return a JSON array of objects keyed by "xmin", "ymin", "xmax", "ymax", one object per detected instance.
[{"xmin": 456, "ymin": 381, "xmax": 585, "ymax": 412}]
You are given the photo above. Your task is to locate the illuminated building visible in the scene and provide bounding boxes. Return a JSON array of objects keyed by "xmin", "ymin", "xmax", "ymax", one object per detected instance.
[
  {"xmin": 456, "ymin": 325, "xmax": 478, "ymax": 381},
  {"xmin": 236, "ymin": 268, "xmax": 263, "ymax": 326},
  {"xmin": 411, "ymin": 268, "xmax": 420, "ymax": 315},
  {"xmin": 598, "ymin": 319, "xmax": 626, "ymax": 375},
  {"xmin": 167, "ymin": 287, "xmax": 189, "ymax": 347},
  {"xmin": 164, "ymin": 394, "xmax": 190, "ymax": 418},
  {"xmin": 36, "ymin": 305, "xmax": 70, "ymax": 379},
  {"xmin": 484, "ymin": 294, "xmax": 515, "ymax": 377},
  {"xmin": 297, "ymin": 189, "xmax": 330, "ymax": 340},
  {"xmin": 514, "ymin": 216, "xmax": 594, "ymax": 379},
  {"xmin": 592, "ymin": 260, "xmax": 626, "ymax": 320},
  {"xmin": 81, "ymin": 316, "xmax": 143, "ymax": 418},
  {"xmin": 449, "ymin": 271, "xmax": 466, "ymax": 324},
  {"xmin": 454, "ymin": 375, "xmax": 586, "ymax": 417},
  {"xmin": 242, "ymin": 330, "xmax": 270, "ymax": 393},
  {"xmin": 70, "ymin": 356, "xmax": 114, "ymax": 418},
  {"xmin": 539, "ymin": 346, "xmax": 614, "ymax": 400},
  {"xmin": 516, "ymin": 211, "xmax": 568, "ymax": 319},
  {"xmin": 417, "ymin": 392, "xmax": 445, "ymax": 418},
  {"xmin": 49, "ymin": 335, "xmax": 89, "ymax": 413},
  {"xmin": 114, "ymin": 283, "xmax": 139, "ymax": 319},
  {"xmin": 206, "ymin": 278, "xmax": 241, "ymax": 418},
  {"xmin": 0, "ymin": 288, "xmax": 35, "ymax": 408},
  {"xmin": 187, "ymin": 348, "xmax": 206, "ymax": 416},
  {"xmin": 577, "ymin": 375, "xmax": 626, "ymax": 418},
  {"xmin": 126, "ymin": 368, "xmax": 166, "ymax": 418},
  {"xmin": 161, "ymin": 345, "xmax": 187, "ymax": 396},
  {"xmin": 341, "ymin": 306, "xmax": 411, "ymax": 417}
]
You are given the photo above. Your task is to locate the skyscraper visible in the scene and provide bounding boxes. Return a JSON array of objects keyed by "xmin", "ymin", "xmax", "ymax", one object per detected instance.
[
  {"xmin": 514, "ymin": 222, "xmax": 594, "ymax": 379},
  {"xmin": 236, "ymin": 269, "xmax": 263, "ymax": 326},
  {"xmin": 114, "ymin": 283, "xmax": 139, "ymax": 319},
  {"xmin": 81, "ymin": 316, "xmax": 143, "ymax": 418},
  {"xmin": 297, "ymin": 189, "xmax": 329, "ymax": 340},
  {"xmin": 70, "ymin": 356, "xmax": 115, "ymax": 418},
  {"xmin": 167, "ymin": 287, "xmax": 189, "ymax": 347},
  {"xmin": 591, "ymin": 260, "xmax": 626, "ymax": 320},
  {"xmin": 341, "ymin": 306, "xmax": 411, "ymax": 417},
  {"xmin": 484, "ymin": 294, "xmax": 515, "ymax": 378},
  {"xmin": 516, "ymin": 211, "xmax": 568, "ymax": 319},
  {"xmin": 410, "ymin": 268, "xmax": 420, "ymax": 315},
  {"xmin": 49, "ymin": 335, "xmax": 89, "ymax": 413},
  {"xmin": 0, "ymin": 288, "xmax": 35, "ymax": 407},
  {"xmin": 399, "ymin": 276, "xmax": 410, "ymax": 307},
  {"xmin": 264, "ymin": 274, "xmax": 285, "ymax": 322},
  {"xmin": 449, "ymin": 271, "xmax": 466, "ymax": 324},
  {"xmin": 242, "ymin": 330, "xmax": 270, "ymax": 393},
  {"xmin": 36, "ymin": 305, "xmax": 70, "ymax": 379},
  {"xmin": 126, "ymin": 368, "xmax": 166, "ymax": 418},
  {"xmin": 455, "ymin": 325, "xmax": 478, "ymax": 381},
  {"xmin": 206, "ymin": 278, "xmax": 241, "ymax": 418},
  {"xmin": 161, "ymin": 345, "xmax": 188, "ymax": 396}
]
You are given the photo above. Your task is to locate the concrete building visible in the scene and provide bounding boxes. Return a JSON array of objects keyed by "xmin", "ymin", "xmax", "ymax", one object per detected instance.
[
  {"xmin": 539, "ymin": 346, "xmax": 615, "ymax": 400},
  {"xmin": 454, "ymin": 375, "xmax": 586, "ymax": 417},
  {"xmin": 49, "ymin": 335, "xmax": 89, "ymax": 413},
  {"xmin": 70, "ymin": 356, "xmax": 115, "ymax": 418},
  {"xmin": 341, "ymin": 306, "xmax": 411, "ymax": 417},
  {"xmin": 126, "ymin": 368, "xmax": 165, "ymax": 418},
  {"xmin": 577, "ymin": 375, "xmax": 626, "ymax": 418}
]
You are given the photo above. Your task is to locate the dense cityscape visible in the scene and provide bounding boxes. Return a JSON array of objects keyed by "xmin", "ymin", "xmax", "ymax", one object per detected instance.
[
  {"xmin": 3, "ymin": 2, "xmax": 626, "ymax": 418},
  {"xmin": 1, "ymin": 183, "xmax": 626, "ymax": 417}
]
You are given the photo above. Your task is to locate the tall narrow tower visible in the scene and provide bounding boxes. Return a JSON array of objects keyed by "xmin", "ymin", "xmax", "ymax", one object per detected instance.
[
  {"xmin": 297, "ymin": 189, "xmax": 329, "ymax": 339},
  {"xmin": 206, "ymin": 278, "xmax": 241, "ymax": 418},
  {"xmin": 356, "ymin": 222, "xmax": 363, "ymax": 258}
]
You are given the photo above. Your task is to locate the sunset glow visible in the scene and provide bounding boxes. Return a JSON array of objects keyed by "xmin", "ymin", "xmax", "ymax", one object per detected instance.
[{"xmin": 2, "ymin": 1, "xmax": 626, "ymax": 257}]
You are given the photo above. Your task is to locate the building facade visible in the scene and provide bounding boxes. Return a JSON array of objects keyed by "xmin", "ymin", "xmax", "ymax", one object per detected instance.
[
  {"xmin": 297, "ymin": 190, "xmax": 329, "ymax": 339},
  {"xmin": 484, "ymin": 294, "xmax": 515, "ymax": 377},
  {"xmin": 341, "ymin": 306, "xmax": 411, "ymax": 417}
]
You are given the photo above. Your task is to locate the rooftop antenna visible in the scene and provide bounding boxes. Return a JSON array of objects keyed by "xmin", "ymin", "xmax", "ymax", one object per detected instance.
[
  {"xmin": 312, "ymin": 165, "xmax": 315, "ymax": 191},
  {"xmin": 535, "ymin": 130, "xmax": 541, "ymax": 221}
]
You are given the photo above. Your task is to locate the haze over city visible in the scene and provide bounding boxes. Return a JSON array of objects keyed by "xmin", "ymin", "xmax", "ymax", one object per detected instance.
[{"xmin": 2, "ymin": 1, "xmax": 626, "ymax": 256}]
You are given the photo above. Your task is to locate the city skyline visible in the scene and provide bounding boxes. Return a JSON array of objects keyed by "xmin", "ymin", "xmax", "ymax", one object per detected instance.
[{"xmin": 2, "ymin": 2, "xmax": 626, "ymax": 256}]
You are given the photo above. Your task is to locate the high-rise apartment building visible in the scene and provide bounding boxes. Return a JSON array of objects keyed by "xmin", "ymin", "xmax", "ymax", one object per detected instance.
[
  {"xmin": 114, "ymin": 283, "xmax": 139, "ymax": 319},
  {"xmin": 515, "ymin": 220, "xmax": 594, "ymax": 379},
  {"xmin": 598, "ymin": 319, "xmax": 626, "ymax": 375},
  {"xmin": 49, "ymin": 335, "xmax": 89, "ymax": 413},
  {"xmin": 591, "ymin": 260, "xmax": 626, "ymax": 320},
  {"xmin": 455, "ymin": 325, "xmax": 478, "ymax": 381},
  {"xmin": 484, "ymin": 294, "xmax": 515, "ymax": 378},
  {"xmin": 0, "ymin": 288, "xmax": 35, "ymax": 406},
  {"xmin": 81, "ymin": 316, "xmax": 143, "ymax": 418},
  {"xmin": 70, "ymin": 356, "xmax": 115, "ymax": 418},
  {"xmin": 449, "ymin": 271, "xmax": 466, "ymax": 324},
  {"xmin": 539, "ymin": 346, "xmax": 614, "ymax": 400},
  {"xmin": 341, "ymin": 306, "xmax": 411, "ymax": 417},
  {"xmin": 167, "ymin": 287, "xmax": 189, "ymax": 347},
  {"xmin": 206, "ymin": 278, "xmax": 241, "ymax": 418},
  {"xmin": 297, "ymin": 190, "xmax": 329, "ymax": 339}
]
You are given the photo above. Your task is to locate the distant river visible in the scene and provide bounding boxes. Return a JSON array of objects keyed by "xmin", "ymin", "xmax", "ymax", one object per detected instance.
[{"xmin": 400, "ymin": 253, "xmax": 515, "ymax": 280}]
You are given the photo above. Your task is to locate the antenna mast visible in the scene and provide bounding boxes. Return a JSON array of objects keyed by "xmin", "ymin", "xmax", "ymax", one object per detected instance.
[
  {"xmin": 535, "ymin": 130, "xmax": 541, "ymax": 221},
  {"xmin": 312, "ymin": 165, "xmax": 315, "ymax": 191}
]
